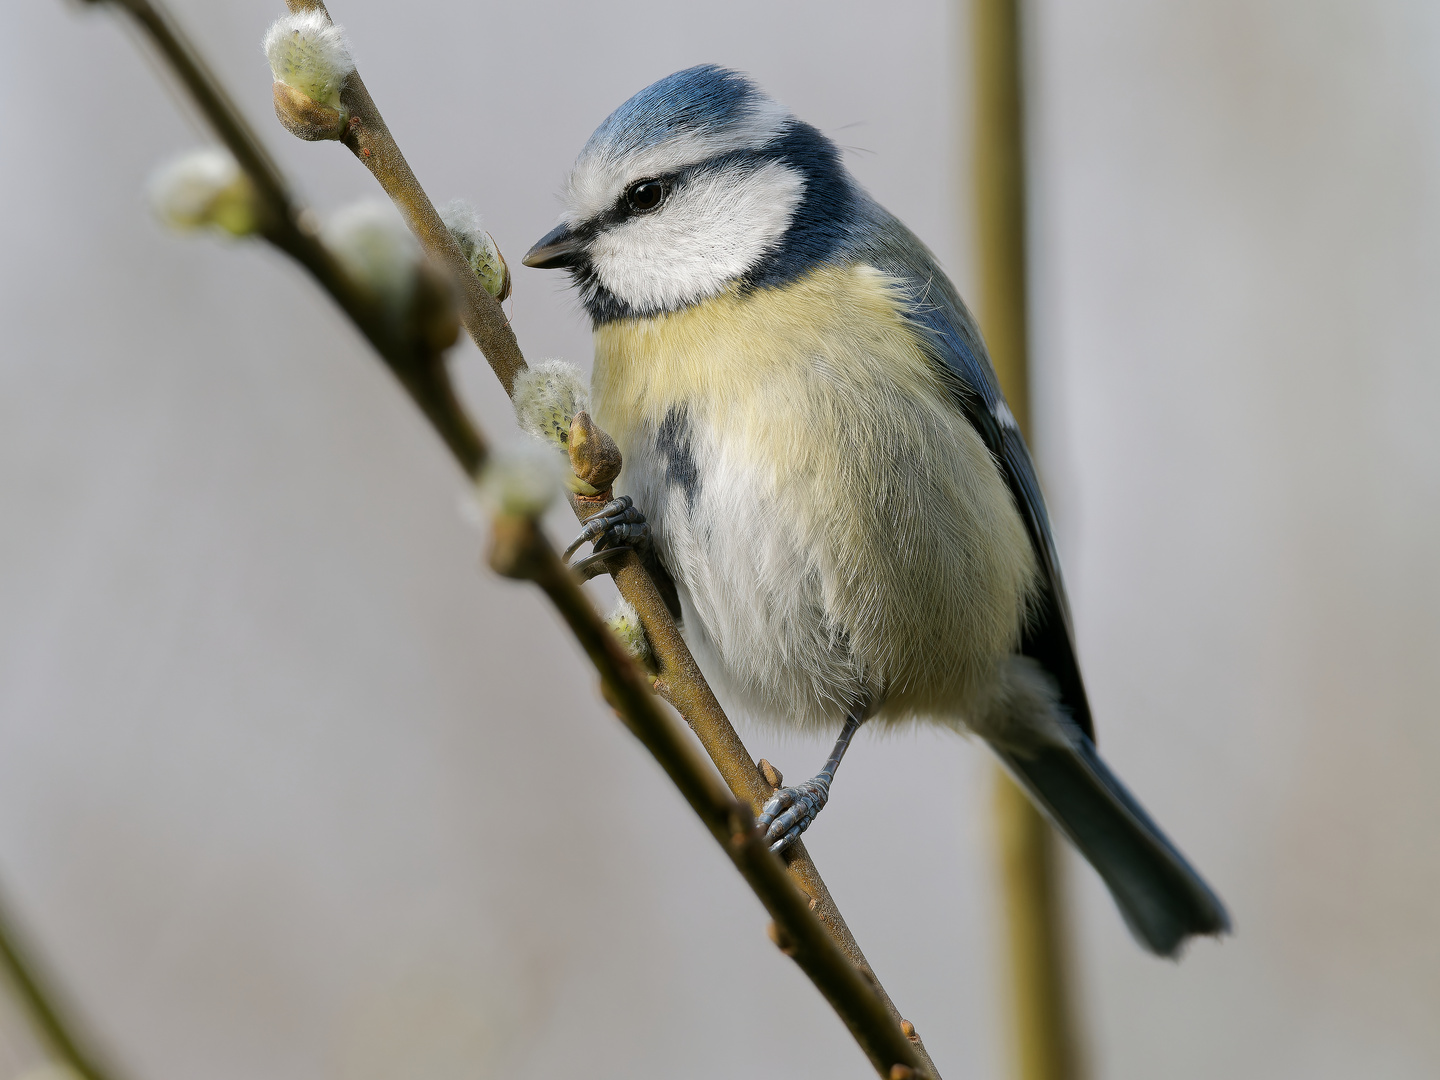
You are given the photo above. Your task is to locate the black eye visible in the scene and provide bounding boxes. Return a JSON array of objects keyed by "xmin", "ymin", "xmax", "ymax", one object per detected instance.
[{"xmin": 625, "ymin": 179, "xmax": 667, "ymax": 213}]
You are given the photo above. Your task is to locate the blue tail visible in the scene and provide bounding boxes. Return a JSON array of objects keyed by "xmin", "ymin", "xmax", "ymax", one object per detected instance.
[{"xmin": 995, "ymin": 736, "xmax": 1230, "ymax": 957}]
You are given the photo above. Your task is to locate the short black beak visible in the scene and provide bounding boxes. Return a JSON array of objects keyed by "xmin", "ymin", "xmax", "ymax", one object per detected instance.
[{"xmin": 522, "ymin": 223, "xmax": 585, "ymax": 269}]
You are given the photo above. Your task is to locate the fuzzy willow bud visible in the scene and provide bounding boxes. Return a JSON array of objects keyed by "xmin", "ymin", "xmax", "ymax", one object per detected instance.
[
  {"xmin": 263, "ymin": 11, "xmax": 355, "ymax": 140},
  {"xmin": 512, "ymin": 360, "xmax": 603, "ymax": 492},
  {"xmin": 323, "ymin": 202, "xmax": 460, "ymax": 355},
  {"xmin": 148, "ymin": 147, "xmax": 264, "ymax": 237},
  {"xmin": 607, "ymin": 598, "xmax": 654, "ymax": 668},
  {"xmin": 513, "ymin": 360, "xmax": 590, "ymax": 449},
  {"xmin": 440, "ymin": 200, "xmax": 512, "ymax": 302},
  {"xmin": 479, "ymin": 444, "xmax": 563, "ymax": 519}
]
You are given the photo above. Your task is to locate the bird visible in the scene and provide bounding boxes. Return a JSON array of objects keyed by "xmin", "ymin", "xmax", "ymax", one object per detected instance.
[{"xmin": 523, "ymin": 64, "xmax": 1229, "ymax": 957}]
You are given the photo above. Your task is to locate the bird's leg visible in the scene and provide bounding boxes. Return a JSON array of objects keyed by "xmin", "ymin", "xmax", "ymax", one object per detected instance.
[
  {"xmin": 758, "ymin": 707, "xmax": 867, "ymax": 854},
  {"xmin": 564, "ymin": 495, "xmax": 683, "ymax": 619},
  {"xmin": 564, "ymin": 494, "xmax": 651, "ymax": 576}
]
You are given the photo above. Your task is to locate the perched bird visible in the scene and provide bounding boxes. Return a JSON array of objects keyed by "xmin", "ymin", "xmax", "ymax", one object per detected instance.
[{"xmin": 524, "ymin": 64, "xmax": 1229, "ymax": 956}]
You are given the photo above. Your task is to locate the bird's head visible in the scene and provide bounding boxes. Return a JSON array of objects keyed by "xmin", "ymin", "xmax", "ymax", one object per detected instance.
[{"xmin": 523, "ymin": 65, "xmax": 858, "ymax": 324}]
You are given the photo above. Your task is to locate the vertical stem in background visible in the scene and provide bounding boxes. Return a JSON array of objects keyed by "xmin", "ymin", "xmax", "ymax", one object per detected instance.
[
  {"xmin": 991, "ymin": 774, "xmax": 1075, "ymax": 1080},
  {"xmin": 970, "ymin": 1, "xmax": 1082, "ymax": 1079}
]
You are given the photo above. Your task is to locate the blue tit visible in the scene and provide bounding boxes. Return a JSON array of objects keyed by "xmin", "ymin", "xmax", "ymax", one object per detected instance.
[{"xmin": 524, "ymin": 65, "xmax": 1229, "ymax": 956}]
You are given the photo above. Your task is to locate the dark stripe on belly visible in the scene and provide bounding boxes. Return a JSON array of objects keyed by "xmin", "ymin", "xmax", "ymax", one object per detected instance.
[{"xmin": 656, "ymin": 405, "xmax": 701, "ymax": 511}]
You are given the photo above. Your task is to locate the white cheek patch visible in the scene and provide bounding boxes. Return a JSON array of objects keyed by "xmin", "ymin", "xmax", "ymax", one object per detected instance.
[{"xmin": 588, "ymin": 161, "xmax": 805, "ymax": 313}]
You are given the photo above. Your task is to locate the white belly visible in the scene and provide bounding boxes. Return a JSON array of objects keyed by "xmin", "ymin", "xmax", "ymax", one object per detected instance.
[
  {"xmin": 617, "ymin": 407, "xmax": 873, "ymax": 732},
  {"xmin": 590, "ymin": 266, "xmax": 1037, "ymax": 735}
]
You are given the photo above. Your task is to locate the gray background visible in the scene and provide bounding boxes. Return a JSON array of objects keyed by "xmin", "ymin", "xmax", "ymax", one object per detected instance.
[{"xmin": 2, "ymin": 0, "xmax": 1438, "ymax": 1077}]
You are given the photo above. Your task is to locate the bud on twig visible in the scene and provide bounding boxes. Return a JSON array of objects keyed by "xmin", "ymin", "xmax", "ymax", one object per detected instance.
[
  {"xmin": 440, "ymin": 200, "xmax": 512, "ymax": 302},
  {"xmin": 606, "ymin": 598, "xmax": 653, "ymax": 668},
  {"xmin": 482, "ymin": 445, "xmax": 562, "ymax": 580},
  {"xmin": 568, "ymin": 411, "xmax": 622, "ymax": 493},
  {"xmin": 758, "ymin": 759, "xmax": 785, "ymax": 790},
  {"xmin": 513, "ymin": 360, "xmax": 589, "ymax": 448},
  {"xmin": 323, "ymin": 202, "xmax": 460, "ymax": 355},
  {"xmin": 512, "ymin": 361, "xmax": 613, "ymax": 492},
  {"xmin": 263, "ymin": 11, "xmax": 355, "ymax": 140},
  {"xmin": 148, "ymin": 148, "xmax": 264, "ymax": 237},
  {"xmin": 767, "ymin": 921, "xmax": 798, "ymax": 957},
  {"xmin": 478, "ymin": 443, "xmax": 563, "ymax": 521}
]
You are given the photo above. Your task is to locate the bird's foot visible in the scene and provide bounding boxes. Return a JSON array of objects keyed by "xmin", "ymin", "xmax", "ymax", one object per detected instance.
[
  {"xmin": 757, "ymin": 775, "xmax": 832, "ymax": 854},
  {"xmin": 564, "ymin": 495, "xmax": 651, "ymax": 576}
]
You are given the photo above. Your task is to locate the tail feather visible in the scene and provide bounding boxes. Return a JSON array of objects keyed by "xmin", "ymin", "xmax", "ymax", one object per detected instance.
[{"xmin": 994, "ymin": 735, "xmax": 1231, "ymax": 957}]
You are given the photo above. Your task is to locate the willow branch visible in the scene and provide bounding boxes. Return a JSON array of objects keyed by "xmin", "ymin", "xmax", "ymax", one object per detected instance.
[
  {"xmin": 282, "ymin": 1, "xmax": 938, "ymax": 1073},
  {"xmin": 488, "ymin": 516, "xmax": 927, "ymax": 1079},
  {"xmin": 275, "ymin": 7, "xmax": 940, "ymax": 1071},
  {"xmin": 0, "ymin": 887, "xmax": 123, "ymax": 1080},
  {"xmin": 80, "ymin": 0, "xmax": 486, "ymax": 475},
  {"xmin": 80, "ymin": 1, "xmax": 938, "ymax": 1075}
]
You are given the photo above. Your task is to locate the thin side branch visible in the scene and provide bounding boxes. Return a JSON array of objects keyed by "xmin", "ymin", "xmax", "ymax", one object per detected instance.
[
  {"xmin": 277, "ymin": 5, "xmax": 939, "ymax": 1072},
  {"xmin": 77, "ymin": 1, "xmax": 941, "ymax": 1076},
  {"xmin": 0, "ymin": 887, "xmax": 122, "ymax": 1080},
  {"xmin": 320, "ymin": 47, "xmax": 528, "ymax": 395},
  {"xmin": 86, "ymin": 0, "xmax": 487, "ymax": 476}
]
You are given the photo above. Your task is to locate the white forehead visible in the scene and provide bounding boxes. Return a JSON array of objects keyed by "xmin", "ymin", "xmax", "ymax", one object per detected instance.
[{"xmin": 562, "ymin": 95, "xmax": 792, "ymax": 223}]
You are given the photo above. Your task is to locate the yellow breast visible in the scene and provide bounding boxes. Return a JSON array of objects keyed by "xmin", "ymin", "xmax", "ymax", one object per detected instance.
[
  {"xmin": 591, "ymin": 264, "xmax": 1037, "ymax": 726},
  {"xmin": 592, "ymin": 264, "xmax": 943, "ymax": 456}
]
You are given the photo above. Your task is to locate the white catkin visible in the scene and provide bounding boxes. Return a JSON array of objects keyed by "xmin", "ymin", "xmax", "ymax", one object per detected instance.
[
  {"xmin": 512, "ymin": 360, "xmax": 590, "ymax": 449},
  {"xmin": 263, "ymin": 11, "xmax": 355, "ymax": 108},
  {"xmin": 606, "ymin": 599, "xmax": 652, "ymax": 664},
  {"xmin": 322, "ymin": 201, "xmax": 422, "ymax": 312},
  {"xmin": 439, "ymin": 200, "xmax": 509, "ymax": 299},
  {"xmin": 479, "ymin": 443, "xmax": 563, "ymax": 518},
  {"xmin": 148, "ymin": 147, "xmax": 258, "ymax": 236}
]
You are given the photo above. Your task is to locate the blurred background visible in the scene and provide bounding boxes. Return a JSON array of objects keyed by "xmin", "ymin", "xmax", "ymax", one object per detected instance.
[{"xmin": 3, "ymin": 0, "xmax": 1438, "ymax": 1077}]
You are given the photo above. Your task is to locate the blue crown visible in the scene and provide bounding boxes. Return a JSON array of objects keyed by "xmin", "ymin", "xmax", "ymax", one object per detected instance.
[{"xmin": 583, "ymin": 64, "xmax": 772, "ymax": 159}]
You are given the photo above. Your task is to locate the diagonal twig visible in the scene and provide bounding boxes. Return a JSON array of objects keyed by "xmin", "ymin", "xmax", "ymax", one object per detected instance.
[
  {"xmin": 67, "ymin": 0, "xmax": 942, "ymax": 1076},
  {"xmin": 0, "ymin": 886, "xmax": 125, "ymax": 1080},
  {"xmin": 276, "ymin": 5, "xmax": 940, "ymax": 1073},
  {"xmin": 487, "ymin": 516, "xmax": 929, "ymax": 1079}
]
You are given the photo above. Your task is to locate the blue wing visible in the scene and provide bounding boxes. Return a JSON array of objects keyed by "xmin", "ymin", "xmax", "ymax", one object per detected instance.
[{"xmin": 850, "ymin": 203, "xmax": 1095, "ymax": 740}]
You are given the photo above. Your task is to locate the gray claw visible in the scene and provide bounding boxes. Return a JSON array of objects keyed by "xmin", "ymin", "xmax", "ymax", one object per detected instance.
[
  {"xmin": 564, "ymin": 495, "xmax": 651, "ymax": 565},
  {"xmin": 571, "ymin": 545, "xmax": 633, "ymax": 577},
  {"xmin": 757, "ymin": 778, "xmax": 831, "ymax": 854}
]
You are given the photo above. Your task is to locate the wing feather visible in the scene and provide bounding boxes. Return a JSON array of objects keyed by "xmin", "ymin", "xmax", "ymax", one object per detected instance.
[{"xmin": 852, "ymin": 208, "xmax": 1096, "ymax": 739}]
